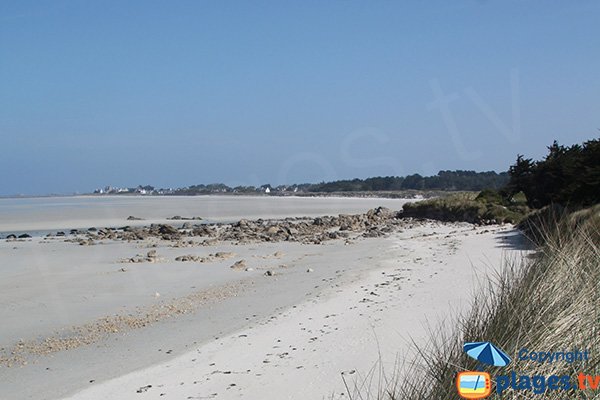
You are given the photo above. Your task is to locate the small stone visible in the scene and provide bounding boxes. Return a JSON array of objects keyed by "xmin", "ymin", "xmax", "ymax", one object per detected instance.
[
  {"xmin": 214, "ymin": 252, "xmax": 235, "ymax": 259},
  {"xmin": 230, "ymin": 260, "xmax": 247, "ymax": 270},
  {"xmin": 175, "ymin": 254, "xmax": 201, "ymax": 262},
  {"xmin": 136, "ymin": 385, "xmax": 152, "ymax": 393}
]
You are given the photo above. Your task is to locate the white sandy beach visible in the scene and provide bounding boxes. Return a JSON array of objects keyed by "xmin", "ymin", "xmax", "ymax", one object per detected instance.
[{"xmin": 0, "ymin": 196, "xmax": 526, "ymax": 400}]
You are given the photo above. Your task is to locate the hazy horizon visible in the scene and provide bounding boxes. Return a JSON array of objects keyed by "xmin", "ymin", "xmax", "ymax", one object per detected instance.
[
  {"xmin": 2, "ymin": 1, "xmax": 599, "ymax": 196},
  {"xmin": 0, "ymin": 168, "xmax": 510, "ymax": 197}
]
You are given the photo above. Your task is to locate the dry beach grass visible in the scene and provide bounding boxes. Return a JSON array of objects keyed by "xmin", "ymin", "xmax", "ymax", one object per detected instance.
[{"xmin": 388, "ymin": 205, "xmax": 600, "ymax": 399}]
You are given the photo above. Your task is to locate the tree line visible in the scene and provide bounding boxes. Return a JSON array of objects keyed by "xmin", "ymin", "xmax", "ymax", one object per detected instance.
[
  {"xmin": 504, "ymin": 138, "xmax": 600, "ymax": 209},
  {"xmin": 306, "ymin": 171, "xmax": 509, "ymax": 192}
]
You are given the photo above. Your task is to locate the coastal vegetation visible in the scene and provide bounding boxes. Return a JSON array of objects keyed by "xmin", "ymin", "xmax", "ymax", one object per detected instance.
[
  {"xmin": 391, "ymin": 204, "xmax": 599, "ymax": 399},
  {"xmin": 92, "ymin": 170, "xmax": 509, "ymax": 196},
  {"xmin": 305, "ymin": 170, "xmax": 508, "ymax": 193},
  {"xmin": 401, "ymin": 191, "xmax": 527, "ymax": 224},
  {"xmin": 385, "ymin": 137, "xmax": 600, "ymax": 399},
  {"xmin": 505, "ymin": 138, "xmax": 600, "ymax": 208},
  {"xmin": 400, "ymin": 138, "xmax": 599, "ymax": 224}
]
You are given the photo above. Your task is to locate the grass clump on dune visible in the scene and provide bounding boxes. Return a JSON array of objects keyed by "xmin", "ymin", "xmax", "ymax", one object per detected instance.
[
  {"xmin": 389, "ymin": 205, "xmax": 600, "ymax": 399},
  {"xmin": 401, "ymin": 190, "xmax": 528, "ymax": 224}
]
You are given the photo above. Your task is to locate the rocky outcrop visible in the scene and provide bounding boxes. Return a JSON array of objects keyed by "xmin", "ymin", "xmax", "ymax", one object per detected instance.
[
  {"xmin": 68, "ymin": 207, "xmax": 407, "ymax": 247},
  {"xmin": 121, "ymin": 250, "xmax": 163, "ymax": 263}
]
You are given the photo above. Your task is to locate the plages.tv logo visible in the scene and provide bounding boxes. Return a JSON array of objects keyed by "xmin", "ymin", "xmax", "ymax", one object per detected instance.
[
  {"xmin": 456, "ymin": 371, "xmax": 492, "ymax": 399},
  {"xmin": 456, "ymin": 341, "xmax": 511, "ymax": 399}
]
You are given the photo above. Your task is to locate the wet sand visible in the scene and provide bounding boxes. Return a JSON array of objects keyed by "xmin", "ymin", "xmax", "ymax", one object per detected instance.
[{"xmin": 0, "ymin": 195, "xmax": 410, "ymax": 233}]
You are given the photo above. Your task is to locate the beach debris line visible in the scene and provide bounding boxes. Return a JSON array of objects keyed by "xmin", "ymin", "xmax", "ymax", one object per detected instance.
[{"xmin": 0, "ymin": 280, "xmax": 252, "ymax": 367}]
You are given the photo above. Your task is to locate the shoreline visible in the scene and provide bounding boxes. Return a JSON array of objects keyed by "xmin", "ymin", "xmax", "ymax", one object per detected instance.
[
  {"xmin": 0, "ymin": 197, "xmax": 526, "ymax": 399},
  {"xmin": 59, "ymin": 223, "xmax": 522, "ymax": 400},
  {"xmin": 1, "ymin": 206, "xmax": 415, "ymax": 362},
  {"xmin": 0, "ymin": 189, "xmax": 450, "ymax": 201},
  {"xmin": 0, "ymin": 196, "xmax": 412, "ymax": 234}
]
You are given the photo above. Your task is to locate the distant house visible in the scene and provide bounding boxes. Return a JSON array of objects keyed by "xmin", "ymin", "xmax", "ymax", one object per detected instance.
[{"xmin": 259, "ymin": 184, "xmax": 272, "ymax": 194}]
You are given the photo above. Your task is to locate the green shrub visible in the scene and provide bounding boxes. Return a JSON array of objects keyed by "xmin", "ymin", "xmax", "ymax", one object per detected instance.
[
  {"xmin": 510, "ymin": 191, "xmax": 528, "ymax": 205},
  {"xmin": 475, "ymin": 189, "xmax": 506, "ymax": 205},
  {"xmin": 402, "ymin": 192, "xmax": 528, "ymax": 224}
]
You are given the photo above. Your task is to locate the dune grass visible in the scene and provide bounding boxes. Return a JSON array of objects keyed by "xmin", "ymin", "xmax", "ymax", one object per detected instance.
[
  {"xmin": 380, "ymin": 205, "xmax": 600, "ymax": 399},
  {"xmin": 402, "ymin": 191, "xmax": 527, "ymax": 224}
]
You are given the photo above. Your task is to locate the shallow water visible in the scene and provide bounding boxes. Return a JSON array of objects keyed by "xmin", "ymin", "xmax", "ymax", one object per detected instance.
[{"xmin": 0, "ymin": 195, "xmax": 411, "ymax": 235}]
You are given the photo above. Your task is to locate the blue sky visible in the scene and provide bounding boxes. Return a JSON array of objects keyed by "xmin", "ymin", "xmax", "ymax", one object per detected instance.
[{"xmin": 1, "ymin": 1, "xmax": 599, "ymax": 195}]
